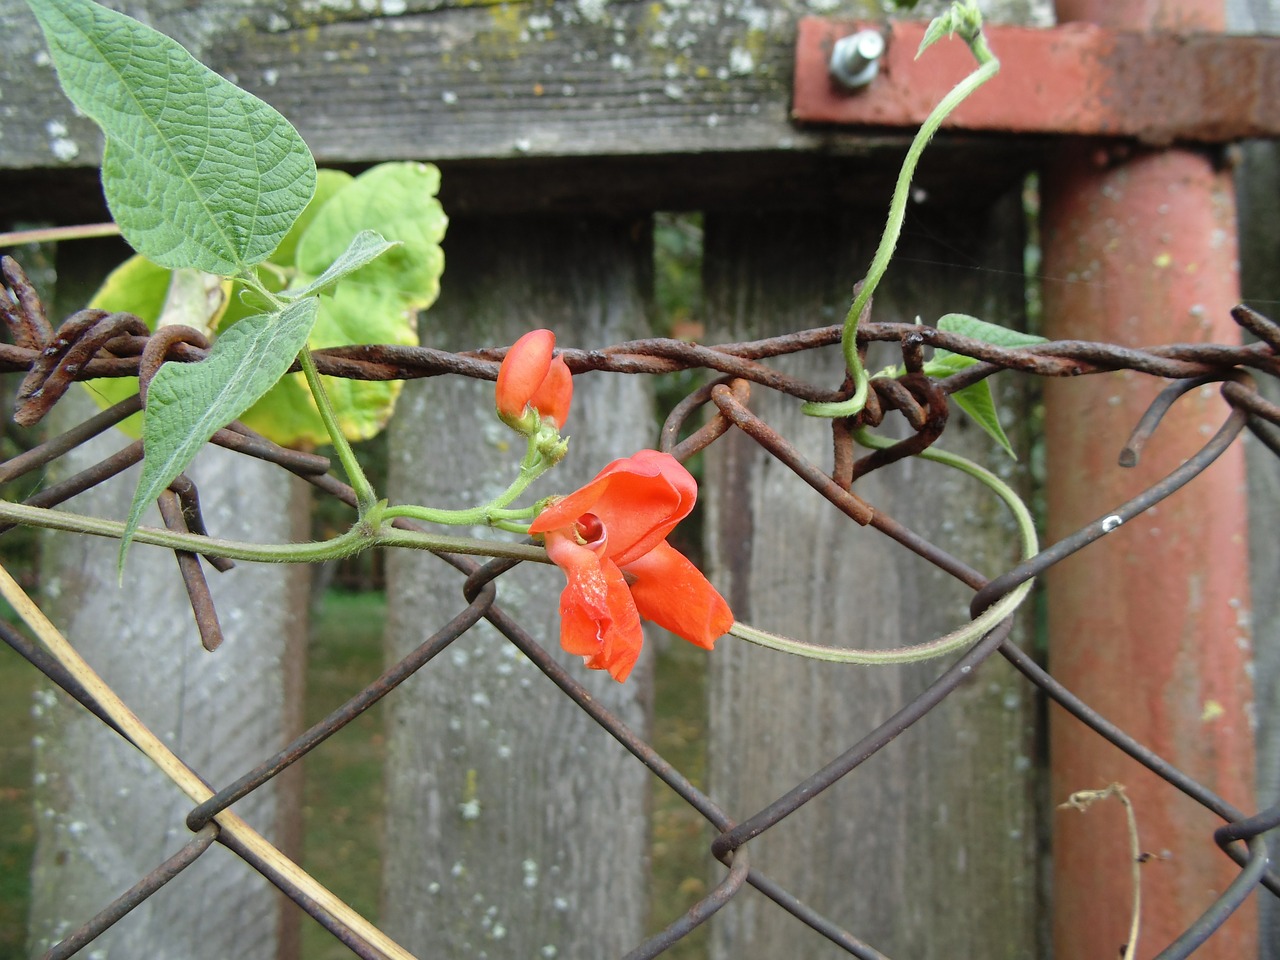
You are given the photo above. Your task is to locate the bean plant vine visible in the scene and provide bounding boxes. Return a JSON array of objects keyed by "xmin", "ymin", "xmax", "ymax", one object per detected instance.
[{"xmin": 4, "ymin": 0, "xmax": 1039, "ymax": 676}]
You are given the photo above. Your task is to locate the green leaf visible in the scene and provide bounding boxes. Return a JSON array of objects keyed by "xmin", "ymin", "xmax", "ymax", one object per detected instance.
[
  {"xmin": 239, "ymin": 282, "xmax": 419, "ymax": 446},
  {"xmin": 27, "ymin": 0, "xmax": 315, "ymax": 275},
  {"xmin": 269, "ymin": 169, "xmax": 355, "ymax": 268},
  {"xmin": 926, "ymin": 312, "xmax": 1047, "ymax": 375},
  {"xmin": 120, "ymin": 298, "xmax": 320, "ymax": 566},
  {"xmin": 937, "ymin": 313, "xmax": 1047, "ymax": 352},
  {"xmin": 951, "ymin": 381, "xmax": 1017, "ymax": 459},
  {"xmin": 240, "ymin": 162, "xmax": 447, "ymax": 446},
  {"xmin": 917, "ymin": 0, "xmax": 985, "ymax": 57},
  {"xmin": 931, "ymin": 313, "xmax": 1046, "ymax": 458},
  {"xmin": 280, "ymin": 230, "xmax": 400, "ymax": 301},
  {"xmin": 81, "ymin": 165, "xmax": 439, "ymax": 448},
  {"xmin": 295, "ymin": 162, "xmax": 446, "ymax": 308},
  {"xmin": 918, "ymin": 10, "xmax": 956, "ymax": 57}
]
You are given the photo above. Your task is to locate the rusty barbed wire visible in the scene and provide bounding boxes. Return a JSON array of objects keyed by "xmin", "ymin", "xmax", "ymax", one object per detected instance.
[{"xmin": 1, "ymin": 252, "xmax": 1278, "ymax": 959}]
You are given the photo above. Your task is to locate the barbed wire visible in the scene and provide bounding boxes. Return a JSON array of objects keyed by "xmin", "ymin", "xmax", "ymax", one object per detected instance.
[{"xmin": 1, "ymin": 253, "xmax": 1277, "ymax": 959}]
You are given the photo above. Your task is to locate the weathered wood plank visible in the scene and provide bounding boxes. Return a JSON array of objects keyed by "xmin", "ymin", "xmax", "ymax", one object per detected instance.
[
  {"xmin": 31, "ymin": 392, "xmax": 309, "ymax": 958},
  {"xmin": 381, "ymin": 214, "xmax": 657, "ymax": 959},
  {"xmin": 0, "ymin": 0, "xmax": 1048, "ymax": 183},
  {"xmin": 703, "ymin": 195, "xmax": 1041, "ymax": 958},
  {"xmin": 0, "ymin": 0, "xmax": 863, "ymax": 170},
  {"xmin": 1235, "ymin": 137, "xmax": 1280, "ymax": 959},
  {"xmin": 0, "ymin": 0, "xmax": 1049, "ymax": 226}
]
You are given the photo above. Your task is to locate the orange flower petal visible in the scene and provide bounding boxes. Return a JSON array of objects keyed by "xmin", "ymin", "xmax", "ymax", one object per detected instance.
[
  {"xmin": 495, "ymin": 329, "xmax": 559, "ymax": 424},
  {"xmin": 529, "ymin": 355, "xmax": 573, "ymax": 429},
  {"xmin": 543, "ymin": 528, "xmax": 645, "ymax": 682},
  {"xmin": 530, "ymin": 451, "xmax": 696, "ymax": 566},
  {"xmin": 623, "ymin": 540, "xmax": 734, "ymax": 649}
]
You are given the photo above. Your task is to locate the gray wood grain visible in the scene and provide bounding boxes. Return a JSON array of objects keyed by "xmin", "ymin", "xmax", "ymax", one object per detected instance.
[
  {"xmin": 1228, "ymin": 14, "xmax": 1278, "ymax": 957},
  {"xmin": 30, "ymin": 391, "xmax": 308, "ymax": 959},
  {"xmin": 0, "ymin": 0, "xmax": 864, "ymax": 171},
  {"xmin": 0, "ymin": 0, "xmax": 1049, "ymax": 173},
  {"xmin": 703, "ymin": 197, "xmax": 1041, "ymax": 959},
  {"xmin": 1236, "ymin": 137, "xmax": 1280, "ymax": 960},
  {"xmin": 381, "ymin": 214, "xmax": 658, "ymax": 959}
]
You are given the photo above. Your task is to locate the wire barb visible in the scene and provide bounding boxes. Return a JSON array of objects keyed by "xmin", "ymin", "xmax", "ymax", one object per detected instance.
[{"xmin": 2, "ymin": 258, "xmax": 1277, "ymax": 960}]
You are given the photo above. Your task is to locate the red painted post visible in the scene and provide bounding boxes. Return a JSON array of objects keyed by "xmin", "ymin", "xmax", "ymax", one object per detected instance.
[{"xmin": 1042, "ymin": 0, "xmax": 1257, "ymax": 957}]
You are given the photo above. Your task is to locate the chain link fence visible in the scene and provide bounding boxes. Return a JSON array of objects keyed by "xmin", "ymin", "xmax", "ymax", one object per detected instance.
[{"xmin": 1, "ymin": 252, "xmax": 1277, "ymax": 959}]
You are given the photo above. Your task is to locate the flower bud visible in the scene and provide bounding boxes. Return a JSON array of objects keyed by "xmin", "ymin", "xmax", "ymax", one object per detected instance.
[{"xmin": 496, "ymin": 329, "xmax": 572, "ymax": 433}]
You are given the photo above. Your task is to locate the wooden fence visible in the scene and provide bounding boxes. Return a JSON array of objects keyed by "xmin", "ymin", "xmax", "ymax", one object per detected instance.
[{"xmin": 1, "ymin": 0, "xmax": 1276, "ymax": 957}]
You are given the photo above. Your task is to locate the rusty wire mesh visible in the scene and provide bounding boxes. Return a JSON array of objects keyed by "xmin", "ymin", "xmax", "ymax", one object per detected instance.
[{"xmin": 2, "ymin": 250, "xmax": 1279, "ymax": 959}]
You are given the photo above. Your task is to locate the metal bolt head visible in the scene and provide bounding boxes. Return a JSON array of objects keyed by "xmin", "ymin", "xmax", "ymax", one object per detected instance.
[{"xmin": 829, "ymin": 30, "xmax": 885, "ymax": 90}]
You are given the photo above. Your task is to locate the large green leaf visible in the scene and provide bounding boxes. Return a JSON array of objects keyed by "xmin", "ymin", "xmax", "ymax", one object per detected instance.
[
  {"xmin": 120, "ymin": 298, "xmax": 320, "ymax": 566},
  {"xmin": 82, "ymin": 170, "xmax": 363, "ymax": 437},
  {"xmin": 27, "ymin": 0, "xmax": 315, "ymax": 275}
]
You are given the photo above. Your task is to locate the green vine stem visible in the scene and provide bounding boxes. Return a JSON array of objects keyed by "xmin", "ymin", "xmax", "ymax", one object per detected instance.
[
  {"xmin": 803, "ymin": 2, "xmax": 1000, "ymax": 420},
  {"xmin": 294, "ymin": 345, "xmax": 378, "ymax": 511},
  {"xmin": 381, "ymin": 430, "xmax": 553, "ymax": 528},
  {"xmin": 729, "ymin": 430, "xmax": 1037, "ymax": 664},
  {"xmin": 0, "ymin": 499, "xmax": 548, "ymax": 566},
  {"xmin": 0, "ymin": 221, "xmax": 122, "ymax": 246},
  {"xmin": 237, "ymin": 271, "xmax": 380, "ymax": 514}
]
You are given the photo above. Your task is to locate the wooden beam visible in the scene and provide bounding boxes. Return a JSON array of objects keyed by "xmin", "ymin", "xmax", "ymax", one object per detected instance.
[{"xmin": 0, "ymin": 0, "xmax": 876, "ymax": 171}]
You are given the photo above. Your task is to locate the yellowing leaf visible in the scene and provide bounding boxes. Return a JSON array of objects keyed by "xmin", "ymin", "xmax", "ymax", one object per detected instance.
[
  {"xmin": 242, "ymin": 162, "xmax": 447, "ymax": 446},
  {"xmin": 81, "ymin": 162, "xmax": 447, "ymax": 450}
]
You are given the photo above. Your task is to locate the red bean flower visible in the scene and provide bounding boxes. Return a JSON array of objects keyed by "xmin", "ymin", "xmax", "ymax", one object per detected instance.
[
  {"xmin": 529, "ymin": 450, "xmax": 734, "ymax": 682},
  {"xmin": 495, "ymin": 328, "xmax": 573, "ymax": 433}
]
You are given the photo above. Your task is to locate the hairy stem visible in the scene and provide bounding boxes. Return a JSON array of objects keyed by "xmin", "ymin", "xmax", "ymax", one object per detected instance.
[
  {"xmin": 296, "ymin": 346, "xmax": 378, "ymax": 512},
  {"xmin": 0, "ymin": 499, "xmax": 548, "ymax": 565},
  {"xmin": 730, "ymin": 432, "xmax": 1036, "ymax": 664},
  {"xmin": 381, "ymin": 428, "xmax": 559, "ymax": 527},
  {"xmin": 804, "ymin": 9, "xmax": 1000, "ymax": 420}
]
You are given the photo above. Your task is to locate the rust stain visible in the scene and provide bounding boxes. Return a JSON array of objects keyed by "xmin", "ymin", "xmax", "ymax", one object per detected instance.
[{"xmin": 793, "ymin": 18, "xmax": 1280, "ymax": 144}]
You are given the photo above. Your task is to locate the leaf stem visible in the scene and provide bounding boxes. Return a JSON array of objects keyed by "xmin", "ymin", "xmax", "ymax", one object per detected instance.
[
  {"xmin": 804, "ymin": 5, "xmax": 1000, "ymax": 420},
  {"xmin": 730, "ymin": 432, "xmax": 1036, "ymax": 664},
  {"xmin": 294, "ymin": 347, "xmax": 378, "ymax": 511}
]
